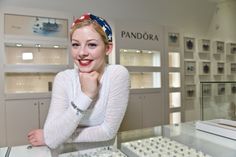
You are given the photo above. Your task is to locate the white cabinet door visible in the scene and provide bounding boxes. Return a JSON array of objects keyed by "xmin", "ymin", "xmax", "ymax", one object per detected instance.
[
  {"xmin": 120, "ymin": 94, "xmax": 142, "ymax": 131},
  {"xmin": 142, "ymin": 93, "xmax": 164, "ymax": 128},
  {"xmin": 5, "ymin": 98, "xmax": 51, "ymax": 146},
  {"xmin": 39, "ymin": 98, "xmax": 50, "ymax": 128},
  {"xmin": 6, "ymin": 99, "xmax": 38, "ymax": 146},
  {"xmin": 120, "ymin": 92, "xmax": 164, "ymax": 131}
]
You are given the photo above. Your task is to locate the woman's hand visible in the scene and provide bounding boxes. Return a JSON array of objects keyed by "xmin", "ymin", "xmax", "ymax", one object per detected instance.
[
  {"xmin": 27, "ymin": 129, "xmax": 46, "ymax": 147},
  {"xmin": 79, "ymin": 71, "xmax": 100, "ymax": 99}
]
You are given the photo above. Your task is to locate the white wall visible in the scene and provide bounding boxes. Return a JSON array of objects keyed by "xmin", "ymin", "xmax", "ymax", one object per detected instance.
[
  {"xmin": 0, "ymin": 0, "xmax": 216, "ymax": 35},
  {"xmin": 207, "ymin": 0, "xmax": 236, "ymax": 41}
]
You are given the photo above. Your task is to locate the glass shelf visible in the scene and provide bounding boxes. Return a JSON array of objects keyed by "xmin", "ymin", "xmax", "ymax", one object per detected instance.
[
  {"xmin": 169, "ymin": 72, "xmax": 181, "ymax": 88},
  {"xmin": 130, "ymin": 72, "xmax": 161, "ymax": 89},
  {"xmin": 120, "ymin": 49, "xmax": 160, "ymax": 67},
  {"xmin": 5, "ymin": 72, "xmax": 56, "ymax": 94},
  {"xmin": 168, "ymin": 52, "xmax": 180, "ymax": 68},
  {"xmin": 5, "ymin": 42, "xmax": 68, "ymax": 65},
  {"xmin": 169, "ymin": 92, "xmax": 181, "ymax": 108},
  {"xmin": 169, "ymin": 112, "xmax": 181, "ymax": 124}
]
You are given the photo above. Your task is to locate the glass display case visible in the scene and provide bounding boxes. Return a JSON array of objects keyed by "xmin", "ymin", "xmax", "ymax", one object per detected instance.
[
  {"xmin": 5, "ymin": 72, "xmax": 55, "ymax": 93},
  {"xmin": 130, "ymin": 72, "xmax": 161, "ymax": 89},
  {"xmin": 3, "ymin": 13, "xmax": 71, "ymax": 95},
  {"xmin": 119, "ymin": 48, "xmax": 161, "ymax": 89},
  {"xmin": 200, "ymin": 81, "xmax": 236, "ymax": 121},
  {"xmin": 5, "ymin": 42, "xmax": 68, "ymax": 65},
  {"xmin": 3, "ymin": 122, "xmax": 236, "ymax": 157},
  {"xmin": 120, "ymin": 49, "xmax": 160, "ymax": 67}
]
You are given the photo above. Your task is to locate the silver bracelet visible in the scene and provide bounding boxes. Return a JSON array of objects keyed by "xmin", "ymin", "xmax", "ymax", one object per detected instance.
[{"xmin": 71, "ymin": 101, "xmax": 86, "ymax": 115}]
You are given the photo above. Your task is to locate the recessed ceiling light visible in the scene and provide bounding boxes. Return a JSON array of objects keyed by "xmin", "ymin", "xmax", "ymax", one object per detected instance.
[
  {"xmin": 16, "ymin": 43, "xmax": 23, "ymax": 47},
  {"xmin": 35, "ymin": 44, "xmax": 41, "ymax": 47},
  {"xmin": 53, "ymin": 45, "xmax": 59, "ymax": 48}
]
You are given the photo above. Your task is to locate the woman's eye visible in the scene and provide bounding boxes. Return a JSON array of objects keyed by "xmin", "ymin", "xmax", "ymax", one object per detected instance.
[
  {"xmin": 88, "ymin": 43, "xmax": 97, "ymax": 48},
  {"xmin": 72, "ymin": 43, "xmax": 79, "ymax": 48}
]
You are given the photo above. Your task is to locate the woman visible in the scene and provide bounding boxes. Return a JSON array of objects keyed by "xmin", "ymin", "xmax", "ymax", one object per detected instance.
[{"xmin": 27, "ymin": 13, "xmax": 129, "ymax": 149}]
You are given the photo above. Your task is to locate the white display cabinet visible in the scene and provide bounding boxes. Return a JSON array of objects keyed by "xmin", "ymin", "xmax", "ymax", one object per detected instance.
[
  {"xmin": 199, "ymin": 61, "xmax": 211, "ymax": 75},
  {"xmin": 212, "ymin": 62, "xmax": 225, "ymax": 76},
  {"xmin": 118, "ymin": 47, "xmax": 163, "ymax": 131},
  {"xmin": 166, "ymin": 30, "xmax": 183, "ymax": 125},
  {"xmin": 168, "ymin": 32, "xmax": 180, "ymax": 48},
  {"xmin": 119, "ymin": 48, "xmax": 161, "ymax": 89},
  {"xmin": 3, "ymin": 13, "xmax": 72, "ymax": 95},
  {"xmin": 1, "ymin": 12, "xmax": 72, "ymax": 146},
  {"xmin": 185, "ymin": 85, "xmax": 196, "ymax": 98},
  {"xmin": 198, "ymin": 39, "xmax": 211, "ymax": 53},
  {"xmin": 226, "ymin": 42, "xmax": 236, "ymax": 55},
  {"xmin": 184, "ymin": 37, "xmax": 195, "ymax": 60},
  {"xmin": 213, "ymin": 41, "xmax": 225, "ymax": 54},
  {"xmin": 184, "ymin": 60, "xmax": 196, "ymax": 75},
  {"xmin": 184, "ymin": 37, "xmax": 195, "ymax": 52}
]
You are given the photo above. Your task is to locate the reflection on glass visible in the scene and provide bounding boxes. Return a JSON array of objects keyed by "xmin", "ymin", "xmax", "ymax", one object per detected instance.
[
  {"xmin": 170, "ymin": 112, "xmax": 181, "ymax": 124},
  {"xmin": 169, "ymin": 72, "xmax": 181, "ymax": 88},
  {"xmin": 120, "ymin": 49, "xmax": 160, "ymax": 67},
  {"xmin": 5, "ymin": 73, "xmax": 56, "ymax": 93},
  {"xmin": 201, "ymin": 81, "xmax": 236, "ymax": 121},
  {"xmin": 5, "ymin": 43, "xmax": 68, "ymax": 65},
  {"xmin": 169, "ymin": 92, "xmax": 181, "ymax": 108},
  {"xmin": 130, "ymin": 72, "xmax": 161, "ymax": 89},
  {"xmin": 168, "ymin": 52, "xmax": 180, "ymax": 68}
]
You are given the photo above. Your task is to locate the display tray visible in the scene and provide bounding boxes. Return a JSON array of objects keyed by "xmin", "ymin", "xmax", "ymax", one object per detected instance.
[
  {"xmin": 121, "ymin": 136, "xmax": 212, "ymax": 157},
  {"xmin": 58, "ymin": 146, "xmax": 127, "ymax": 157},
  {"xmin": 196, "ymin": 119, "xmax": 236, "ymax": 140}
]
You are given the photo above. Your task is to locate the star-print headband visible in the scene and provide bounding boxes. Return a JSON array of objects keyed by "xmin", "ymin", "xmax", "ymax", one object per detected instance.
[{"xmin": 71, "ymin": 13, "xmax": 112, "ymax": 42}]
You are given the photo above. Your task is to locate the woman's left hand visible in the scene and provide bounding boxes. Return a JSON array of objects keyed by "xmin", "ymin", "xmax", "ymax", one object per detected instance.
[{"xmin": 27, "ymin": 129, "xmax": 46, "ymax": 146}]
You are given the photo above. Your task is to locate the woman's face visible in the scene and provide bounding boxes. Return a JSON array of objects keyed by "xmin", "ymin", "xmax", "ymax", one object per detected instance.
[{"xmin": 71, "ymin": 25, "xmax": 112, "ymax": 73}]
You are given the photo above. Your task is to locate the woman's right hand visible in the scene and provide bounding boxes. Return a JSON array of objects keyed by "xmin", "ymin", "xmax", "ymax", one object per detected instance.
[
  {"xmin": 27, "ymin": 129, "xmax": 46, "ymax": 147},
  {"xmin": 79, "ymin": 71, "xmax": 99, "ymax": 99}
]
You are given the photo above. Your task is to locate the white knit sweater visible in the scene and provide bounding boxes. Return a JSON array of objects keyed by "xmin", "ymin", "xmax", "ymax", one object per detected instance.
[{"xmin": 43, "ymin": 64, "xmax": 129, "ymax": 149}]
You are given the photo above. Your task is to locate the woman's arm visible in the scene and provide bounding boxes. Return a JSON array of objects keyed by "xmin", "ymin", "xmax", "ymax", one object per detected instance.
[
  {"xmin": 72, "ymin": 65, "xmax": 129, "ymax": 142},
  {"xmin": 43, "ymin": 71, "xmax": 92, "ymax": 149}
]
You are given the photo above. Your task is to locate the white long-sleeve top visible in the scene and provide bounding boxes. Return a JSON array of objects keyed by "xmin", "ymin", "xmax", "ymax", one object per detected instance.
[{"xmin": 43, "ymin": 64, "xmax": 129, "ymax": 149}]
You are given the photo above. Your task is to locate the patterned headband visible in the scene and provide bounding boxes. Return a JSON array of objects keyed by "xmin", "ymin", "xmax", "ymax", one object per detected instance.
[{"xmin": 71, "ymin": 13, "xmax": 112, "ymax": 42}]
